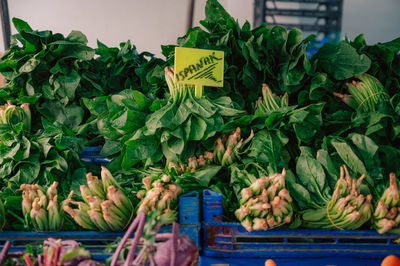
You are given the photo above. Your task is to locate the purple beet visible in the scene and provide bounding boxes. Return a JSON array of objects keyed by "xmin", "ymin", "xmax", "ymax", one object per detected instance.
[{"xmin": 153, "ymin": 235, "xmax": 198, "ymax": 266}]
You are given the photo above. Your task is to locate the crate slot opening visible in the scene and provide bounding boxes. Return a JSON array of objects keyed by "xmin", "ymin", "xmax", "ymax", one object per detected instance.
[
  {"xmin": 236, "ymin": 237, "xmax": 284, "ymax": 243},
  {"xmin": 338, "ymin": 238, "xmax": 388, "ymax": 244},
  {"xmin": 286, "ymin": 237, "xmax": 335, "ymax": 244}
]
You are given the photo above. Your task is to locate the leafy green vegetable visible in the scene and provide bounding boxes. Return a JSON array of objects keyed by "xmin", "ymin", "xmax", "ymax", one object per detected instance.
[
  {"xmin": 312, "ymin": 41, "xmax": 371, "ymax": 80},
  {"xmin": 0, "ymin": 18, "xmax": 95, "ymax": 134},
  {"xmin": 162, "ymin": 0, "xmax": 314, "ymax": 112}
]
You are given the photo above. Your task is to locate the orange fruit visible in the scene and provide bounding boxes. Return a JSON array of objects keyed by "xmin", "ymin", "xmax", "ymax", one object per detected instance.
[
  {"xmin": 381, "ymin": 255, "xmax": 400, "ymax": 266},
  {"xmin": 265, "ymin": 259, "xmax": 277, "ymax": 266}
]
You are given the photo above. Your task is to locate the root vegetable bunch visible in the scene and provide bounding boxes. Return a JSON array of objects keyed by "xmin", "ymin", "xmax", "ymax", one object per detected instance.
[
  {"xmin": 373, "ymin": 173, "xmax": 400, "ymax": 234},
  {"xmin": 302, "ymin": 165, "xmax": 373, "ymax": 230},
  {"xmin": 0, "ymin": 238, "xmax": 100, "ymax": 266},
  {"xmin": 167, "ymin": 127, "xmax": 253, "ymax": 174},
  {"xmin": 110, "ymin": 212, "xmax": 198, "ymax": 266},
  {"xmin": 235, "ymin": 169, "xmax": 293, "ymax": 232},
  {"xmin": 213, "ymin": 127, "xmax": 254, "ymax": 167},
  {"xmin": 167, "ymin": 151, "xmax": 214, "ymax": 175},
  {"xmin": 20, "ymin": 182, "xmax": 64, "ymax": 231},
  {"xmin": 136, "ymin": 175, "xmax": 182, "ymax": 224},
  {"xmin": 63, "ymin": 166, "xmax": 133, "ymax": 231}
]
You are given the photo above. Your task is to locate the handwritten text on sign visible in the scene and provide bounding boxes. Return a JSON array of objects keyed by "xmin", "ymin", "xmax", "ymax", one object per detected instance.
[{"xmin": 174, "ymin": 47, "xmax": 224, "ymax": 87}]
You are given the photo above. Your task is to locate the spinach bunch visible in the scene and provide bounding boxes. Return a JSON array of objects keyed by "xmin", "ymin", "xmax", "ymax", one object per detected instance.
[
  {"xmin": 85, "ymin": 40, "xmax": 166, "ymax": 98},
  {"xmin": 82, "ymin": 89, "xmax": 158, "ymax": 170},
  {"xmin": 346, "ymin": 35, "xmax": 400, "ymax": 96},
  {"xmin": 285, "ymin": 131, "xmax": 389, "ymax": 211},
  {"xmin": 162, "ymin": 0, "xmax": 314, "ymax": 112},
  {"xmin": 0, "ymin": 117, "xmax": 84, "ymax": 193},
  {"xmin": 0, "ymin": 18, "xmax": 96, "ymax": 133},
  {"xmin": 140, "ymin": 67, "xmax": 244, "ymax": 167},
  {"xmin": 246, "ymin": 84, "xmax": 325, "ymax": 173},
  {"xmin": 77, "ymin": 41, "xmax": 167, "ymax": 145}
]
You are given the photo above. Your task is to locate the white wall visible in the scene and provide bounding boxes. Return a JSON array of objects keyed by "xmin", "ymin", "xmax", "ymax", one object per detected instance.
[
  {"xmin": 0, "ymin": 0, "xmax": 398, "ymax": 55},
  {"xmin": 3, "ymin": 0, "xmax": 191, "ymax": 55},
  {"xmin": 0, "ymin": 0, "xmax": 253, "ymax": 56},
  {"xmin": 341, "ymin": 0, "xmax": 400, "ymax": 44}
]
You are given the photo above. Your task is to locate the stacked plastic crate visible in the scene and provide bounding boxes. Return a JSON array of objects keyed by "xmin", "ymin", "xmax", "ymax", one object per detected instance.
[
  {"xmin": 201, "ymin": 190, "xmax": 400, "ymax": 266},
  {"xmin": 254, "ymin": 0, "xmax": 343, "ymax": 56},
  {"xmin": 0, "ymin": 192, "xmax": 201, "ymax": 261}
]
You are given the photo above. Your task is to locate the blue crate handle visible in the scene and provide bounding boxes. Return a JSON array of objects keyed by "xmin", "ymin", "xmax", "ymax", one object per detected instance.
[
  {"xmin": 80, "ymin": 146, "xmax": 111, "ymax": 165},
  {"xmin": 179, "ymin": 192, "xmax": 200, "ymax": 224},
  {"xmin": 203, "ymin": 190, "xmax": 222, "ymax": 199},
  {"xmin": 202, "ymin": 190, "xmax": 223, "ymax": 222},
  {"xmin": 81, "ymin": 146, "xmax": 102, "ymax": 155}
]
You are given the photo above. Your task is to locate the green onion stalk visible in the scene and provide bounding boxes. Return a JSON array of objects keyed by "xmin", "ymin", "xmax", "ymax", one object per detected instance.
[
  {"xmin": 165, "ymin": 66, "xmax": 203, "ymax": 99},
  {"xmin": 136, "ymin": 174, "xmax": 182, "ymax": 224},
  {"xmin": 302, "ymin": 165, "xmax": 373, "ymax": 230},
  {"xmin": 20, "ymin": 182, "xmax": 64, "ymax": 231},
  {"xmin": 63, "ymin": 166, "xmax": 133, "ymax": 231},
  {"xmin": 372, "ymin": 173, "xmax": 400, "ymax": 234},
  {"xmin": 167, "ymin": 151, "xmax": 214, "ymax": 175},
  {"xmin": 334, "ymin": 73, "xmax": 389, "ymax": 112},
  {"xmin": 235, "ymin": 169, "xmax": 294, "ymax": 232},
  {"xmin": 0, "ymin": 101, "xmax": 31, "ymax": 132},
  {"xmin": 213, "ymin": 127, "xmax": 254, "ymax": 167},
  {"xmin": 255, "ymin": 83, "xmax": 289, "ymax": 116},
  {"xmin": 165, "ymin": 67, "xmax": 192, "ymax": 104}
]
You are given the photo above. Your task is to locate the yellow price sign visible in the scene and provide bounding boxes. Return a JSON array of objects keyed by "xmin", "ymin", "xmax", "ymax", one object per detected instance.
[{"xmin": 174, "ymin": 47, "xmax": 224, "ymax": 88}]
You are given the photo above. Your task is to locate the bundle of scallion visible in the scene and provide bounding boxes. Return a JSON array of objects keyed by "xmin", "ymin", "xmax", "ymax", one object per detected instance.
[
  {"xmin": 166, "ymin": 127, "xmax": 253, "ymax": 175},
  {"xmin": 334, "ymin": 73, "xmax": 389, "ymax": 112},
  {"xmin": 255, "ymin": 83, "xmax": 289, "ymax": 116},
  {"xmin": 136, "ymin": 175, "xmax": 182, "ymax": 224},
  {"xmin": 213, "ymin": 127, "xmax": 254, "ymax": 167},
  {"xmin": 302, "ymin": 165, "xmax": 373, "ymax": 230},
  {"xmin": 235, "ymin": 169, "xmax": 293, "ymax": 232},
  {"xmin": 20, "ymin": 182, "xmax": 64, "ymax": 231},
  {"xmin": 372, "ymin": 173, "xmax": 400, "ymax": 234},
  {"xmin": 63, "ymin": 166, "xmax": 133, "ymax": 231},
  {"xmin": 167, "ymin": 151, "xmax": 214, "ymax": 175}
]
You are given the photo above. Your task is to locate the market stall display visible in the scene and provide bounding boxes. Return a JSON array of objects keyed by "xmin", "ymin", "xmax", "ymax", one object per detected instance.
[{"xmin": 0, "ymin": 0, "xmax": 398, "ymax": 264}]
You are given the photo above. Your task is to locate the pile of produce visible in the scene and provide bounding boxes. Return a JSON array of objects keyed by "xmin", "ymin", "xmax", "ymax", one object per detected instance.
[
  {"xmin": 21, "ymin": 182, "xmax": 64, "ymax": 231},
  {"xmin": 235, "ymin": 169, "xmax": 294, "ymax": 232},
  {"xmin": 63, "ymin": 166, "xmax": 133, "ymax": 231},
  {"xmin": 0, "ymin": 239, "xmax": 100, "ymax": 265},
  {"xmin": 302, "ymin": 165, "xmax": 373, "ymax": 230},
  {"xmin": 373, "ymin": 173, "xmax": 400, "ymax": 234},
  {"xmin": 136, "ymin": 174, "xmax": 182, "ymax": 223},
  {"xmin": 0, "ymin": 0, "xmax": 398, "ymax": 239}
]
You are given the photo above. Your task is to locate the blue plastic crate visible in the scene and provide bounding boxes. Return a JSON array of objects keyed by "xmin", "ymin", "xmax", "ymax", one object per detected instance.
[
  {"xmin": 0, "ymin": 192, "xmax": 201, "ymax": 258},
  {"xmin": 203, "ymin": 222, "xmax": 400, "ymax": 256},
  {"xmin": 0, "ymin": 224, "xmax": 200, "ymax": 258},
  {"xmin": 201, "ymin": 191, "xmax": 400, "ymax": 265},
  {"xmin": 179, "ymin": 191, "xmax": 200, "ymax": 224},
  {"xmin": 202, "ymin": 190, "xmax": 223, "ymax": 222},
  {"xmin": 199, "ymin": 256, "xmax": 385, "ymax": 266},
  {"xmin": 80, "ymin": 146, "xmax": 103, "ymax": 156},
  {"xmin": 202, "ymin": 222, "xmax": 400, "ymax": 266},
  {"xmin": 79, "ymin": 146, "xmax": 111, "ymax": 165}
]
